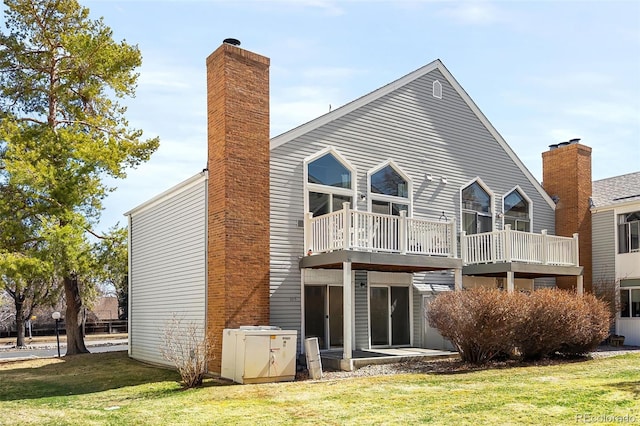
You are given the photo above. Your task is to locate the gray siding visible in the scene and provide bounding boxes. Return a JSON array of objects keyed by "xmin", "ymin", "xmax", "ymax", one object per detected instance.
[
  {"xmin": 270, "ymin": 68, "xmax": 556, "ymax": 347},
  {"xmin": 129, "ymin": 177, "xmax": 207, "ymax": 366},
  {"xmin": 592, "ymin": 210, "xmax": 616, "ymax": 285},
  {"xmin": 354, "ymin": 271, "xmax": 369, "ymax": 349}
]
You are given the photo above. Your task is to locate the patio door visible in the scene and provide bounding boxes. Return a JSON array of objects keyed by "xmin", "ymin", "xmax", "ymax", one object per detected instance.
[
  {"xmin": 304, "ymin": 285, "xmax": 343, "ymax": 349},
  {"xmin": 370, "ymin": 286, "xmax": 410, "ymax": 347}
]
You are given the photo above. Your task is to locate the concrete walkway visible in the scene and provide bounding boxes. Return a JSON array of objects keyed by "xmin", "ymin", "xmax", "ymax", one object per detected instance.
[{"xmin": 0, "ymin": 334, "xmax": 128, "ymax": 362}]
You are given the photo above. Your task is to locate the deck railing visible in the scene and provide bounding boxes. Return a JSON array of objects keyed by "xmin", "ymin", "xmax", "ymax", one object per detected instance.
[
  {"xmin": 305, "ymin": 203, "xmax": 457, "ymax": 257},
  {"xmin": 461, "ymin": 225, "xmax": 579, "ymax": 266}
]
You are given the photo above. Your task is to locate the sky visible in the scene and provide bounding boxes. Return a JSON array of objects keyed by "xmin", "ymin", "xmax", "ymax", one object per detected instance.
[{"xmin": 49, "ymin": 1, "xmax": 640, "ymax": 231}]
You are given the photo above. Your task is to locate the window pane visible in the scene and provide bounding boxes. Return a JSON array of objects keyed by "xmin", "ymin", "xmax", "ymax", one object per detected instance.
[
  {"xmin": 332, "ymin": 195, "xmax": 352, "ymax": 212},
  {"xmin": 504, "ymin": 191, "xmax": 529, "ymax": 218},
  {"xmin": 619, "ymin": 223, "xmax": 630, "ymax": 253},
  {"xmin": 392, "ymin": 203, "xmax": 408, "ymax": 216},
  {"xmin": 631, "ymin": 221, "xmax": 639, "ymax": 252},
  {"xmin": 632, "ymin": 289, "xmax": 640, "ymax": 317},
  {"xmin": 308, "ymin": 153, "xmax": 351, "ymax": 188},
  {"xmin": 463, "ymin": 212, "xmax": 477, "ymax": 235},
  {"xmin": 372, "ymin": 200, "xmax": 390, "ymax": 215},
  {"xmin": 462, "ymin": 182, "xmax": 490, "ymax": 213},
  {"xmin": 516, "ymin": 220, "xmax": 530, "ymax": 232},
  {"xmin": 371, "ymin": 165, "xmax": 408, "ymax": 198},
  {"xmin": 624, "ymin": 211, "xmax": 640, "ymax": 222},
  {"xmin": 309, "ymin": 192, "xmax": 330, "ymax": 216},
  {"xmin": 478, "ymin": 215, "xmax": 492, "ymax": 233},
  {"xmin": 621, "ymin": 289, "xmax": 630, "ymax": 317}
]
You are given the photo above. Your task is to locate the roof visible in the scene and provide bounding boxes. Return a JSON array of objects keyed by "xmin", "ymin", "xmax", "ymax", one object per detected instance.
[
  {"xmin": 592, "ymin": 171, "xmax": 640, "ymax": 208},
  {"xmin": 270, "ymin": 59, "xmax": 556, "ymax": 210}
]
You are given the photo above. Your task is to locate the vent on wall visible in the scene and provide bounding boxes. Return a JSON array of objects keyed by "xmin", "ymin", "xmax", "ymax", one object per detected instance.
[{"xmin": 433, "ymin": 80, "xmax": 442, "ymax": 99}]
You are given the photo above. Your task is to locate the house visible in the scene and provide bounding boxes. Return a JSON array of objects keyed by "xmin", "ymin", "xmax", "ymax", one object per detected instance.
[
  {"xmin": 125, "ymin": 41, "xmax": 585, "ymax": 372},
  {"xmin": 591, "ymin": 172, "xmax": 640, "ymax": 346}
]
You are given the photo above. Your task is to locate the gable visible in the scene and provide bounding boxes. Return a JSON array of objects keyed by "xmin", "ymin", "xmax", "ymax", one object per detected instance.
[{"xmin": 270, "ymin": 59, "xmax": 555, "ymax": 210}]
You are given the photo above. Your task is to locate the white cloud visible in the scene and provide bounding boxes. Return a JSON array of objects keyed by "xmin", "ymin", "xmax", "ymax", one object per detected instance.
[
  {"xmin": 302, "ymin": 67, "xmax": 363, "ymax": 80},
  {"xmin": 439, "ymin": 1, "xmax": 505, "ymax": 25}
]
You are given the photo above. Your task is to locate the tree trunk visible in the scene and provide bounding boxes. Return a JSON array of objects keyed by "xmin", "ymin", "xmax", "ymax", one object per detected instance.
[
  {"xmin": 14, "ymin": 298, "xmax": 25, "ymax": 348},
  {"xmin": 64, "ymin": 275, "xmax": 89, "ymax": 355}
]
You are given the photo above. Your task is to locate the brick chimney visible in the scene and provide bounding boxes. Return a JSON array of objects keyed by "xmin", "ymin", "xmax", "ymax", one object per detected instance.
[
  {"xmin": 206, "ymin": 40, "xmax": 270, "ymax": 373},
  {"xmin": 542, "ymin": 139, "xmax": 592, "ymax": 293}
]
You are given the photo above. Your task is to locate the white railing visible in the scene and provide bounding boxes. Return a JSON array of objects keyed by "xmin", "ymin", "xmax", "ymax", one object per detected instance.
[
  {"xmin": 305, "ymin": 202, "xmax": 457, "ymax": 257},
  {"xmin": 461, "ymin": 225, "xmax": 579, "ymax": 266}
]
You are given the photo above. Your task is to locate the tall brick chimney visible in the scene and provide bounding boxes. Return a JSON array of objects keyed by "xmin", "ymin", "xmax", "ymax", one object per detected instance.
[
  {"xmin": 542, "ymin": 139, "xmax": 592, "ymax": 292},
  {"xmin": 206, "ymin": 40, "xmax": 270, "ymax": 373}
]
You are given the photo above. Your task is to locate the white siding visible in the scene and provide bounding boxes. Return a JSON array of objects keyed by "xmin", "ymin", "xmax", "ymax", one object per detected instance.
[{"xmin": 129, "ymin": 176, "xmax": 207, "ymax": 366}]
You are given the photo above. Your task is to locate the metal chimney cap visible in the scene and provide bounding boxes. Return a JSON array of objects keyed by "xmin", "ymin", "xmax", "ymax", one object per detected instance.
[
  {"xmin": 223, "ymin": 38, "xmax": 241, "ymax": 46},
  {"xmin": 569, "ymin": 138, "xmax": 581, "ymax": 144}
]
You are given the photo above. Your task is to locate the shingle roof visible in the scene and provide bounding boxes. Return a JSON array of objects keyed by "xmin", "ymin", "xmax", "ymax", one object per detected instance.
[{"xmin": 592, "ymin": 171, "xmax": 640, "ymax": 208}]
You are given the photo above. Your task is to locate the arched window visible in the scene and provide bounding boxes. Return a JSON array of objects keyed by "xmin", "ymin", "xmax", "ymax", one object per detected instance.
[
  {"xmin": 368, "ymin": 162, "xmax": 411, "ymax": 216},
  {"xmin": 305, "ymin": 148, "xmax": 355, "ymax": 216},
  {"xmin": 462, "ymin": 180, "xmax": 492, "ymax": 234},
  {"xmin": 503, "ymin": 188, "xmax": 531, "ymax": 232}
]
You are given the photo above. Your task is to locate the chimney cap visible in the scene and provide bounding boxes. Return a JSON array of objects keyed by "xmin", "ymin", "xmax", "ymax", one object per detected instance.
[
  {"xmin": 223, "ymin": 38, "xmax": 241, "ymax": 46},
  {"xmin": 549, "ymin": 144, "xmax": 559, "ymax": 150},
  {"xmin": 569, "ymin": 138, "xmax": 581, "ymax": 144}
]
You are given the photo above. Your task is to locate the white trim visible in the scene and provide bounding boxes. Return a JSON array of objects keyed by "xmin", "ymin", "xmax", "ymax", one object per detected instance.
[
  {"xmin": 124, "ymin": 171, "xmax": 208, "ymax": 217},
  {"xmin": 459, "ymin": 177, "xmax": 495, "ymax": 233},
  {"xmin": 270, "ymin": 59, "xmax": 555, "ymax": 210},
  {"xmin": 127, "ymin": 214, "xmax": 132, "ymax": 356},
  {"xmin": 367, "ymin": 160, "xmax": 413, "ymax": 216},
  {"xmin": 502, "ymin": 185, "xmax": 534, "ymax": 232}
]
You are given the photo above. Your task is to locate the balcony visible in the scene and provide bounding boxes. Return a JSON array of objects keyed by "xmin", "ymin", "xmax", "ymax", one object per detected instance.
[
  {"xmin": 300, "ymin": 203, "xmax": 462, "ymax": 273},
  {"xmin": 461, "ymin": 225, "xmax": 583, "ymax": 283},
  {"xmin": 462, "ymin": 226, "xmax": 579, "ymax": 267}
]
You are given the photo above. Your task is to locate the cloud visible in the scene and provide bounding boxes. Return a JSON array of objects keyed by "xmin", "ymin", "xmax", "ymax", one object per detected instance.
[
  {"xmin": 302, "ymin": 67, "xmax": 364, "ymax": 80},
  {"xmin": 439, "ymin": 1, "xmax": 505, "ymax": 25}
]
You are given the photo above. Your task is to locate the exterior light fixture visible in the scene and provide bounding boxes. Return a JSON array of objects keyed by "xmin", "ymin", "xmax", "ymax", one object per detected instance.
[
  {"xmin": 441, "ymin": 176, "xmax": 448, "ymax": 184},
  {"xmin": 51, "ymin": 311, "xmax": 62, "ymax": 358}
]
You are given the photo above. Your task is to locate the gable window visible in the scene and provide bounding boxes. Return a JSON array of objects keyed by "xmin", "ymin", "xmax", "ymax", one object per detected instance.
[
  {"xmin": 305, "ymin": 149, "xmax": 355, "ymax": 216},
  {"xmin": 503, "ymin": 189, "xmax": 530, "ymax": 232},
  {"xmin": 462, "ymin": 180, "xmax": 492, "ymax": 234},
  {"xmin": 618, "ymin": 211, "xmax": 640, "ymax": 253},
  {"xmin": 369, "ymin": 162, "xmax": 411, "ymax": 216}
]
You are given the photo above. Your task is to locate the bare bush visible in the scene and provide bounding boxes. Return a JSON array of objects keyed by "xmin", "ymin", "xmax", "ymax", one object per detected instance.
[
  {"xmin": 428, "ymin": 288, "xmax": 612, "ymax": 364},
  {"xmin": 427, "ymin": 288, "xmax": 524, "ymax": 364},
  {"xmin": 161, "ymin": 314, "xmax": 215, "ymax": 388}
]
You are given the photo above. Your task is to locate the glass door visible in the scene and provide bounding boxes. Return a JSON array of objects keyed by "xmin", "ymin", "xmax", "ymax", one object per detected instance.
[
  {"xmin": 370, "ymin": 286, "xmax": 389, "ymax": 346},
  {"xmin": 328, "ymin": 286, "xmax": 343, "ymax": 347},
  {"xmin": 304, "ymin": 286, "xmax": 326, "ymax": 349},
  {"xmin": 391, "ymin": 286, "xmax": 410, "ymax": 345}
]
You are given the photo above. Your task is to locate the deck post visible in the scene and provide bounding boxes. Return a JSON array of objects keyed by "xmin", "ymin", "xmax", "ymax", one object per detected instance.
[
  {"xmin": 343, "ymin": 202, "xmax": 351, "ymax": 250},
  {"xmin": 305, "ymin": 212, "xmax": 313, "ymax": 254},
  {"xmin": 454, "ymin": 268, "xmax": 463, "ymax": 291},
  {"xmin": 399, "ymin": 210, "xmax": 407, "ymax": 254},
  {"xmin": 450, "ymin": 218, "xmax": 457, "ymax": 258},
  {"xmin": 460, "ymin": 231, "xmax": 467, "ymax": 264},
  {"xmin": 572, "ymin": 233, "xmax": 580, "ymax": 266},
  {"xmin": 506, "ymin": 271, "xmax": 515, "ymax": 293},
  {"xmin": 504, "ymin": 224, "xmax": 512, "ymax": 262},
  {"xmin": 342, "ymin": 261, "xmax": 353, "ymax": 369},
  {"xmin": 541, "ymin": 229, "xmax": 548, "ymax": 265},
  {"xmin": 577, "ymin": 275, "xmax": 584, "ymax": 296}
]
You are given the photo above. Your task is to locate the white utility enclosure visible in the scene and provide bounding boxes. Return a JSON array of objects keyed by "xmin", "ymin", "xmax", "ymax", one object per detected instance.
[{"xmin": 221, "ymin": 326, "xmax": 297, "ymax": 384}]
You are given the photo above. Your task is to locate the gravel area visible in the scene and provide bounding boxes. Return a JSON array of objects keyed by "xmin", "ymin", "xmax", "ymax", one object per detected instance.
[{"xmin": 296, "ymin": 345, "xmax": 640, "ymax": 381}]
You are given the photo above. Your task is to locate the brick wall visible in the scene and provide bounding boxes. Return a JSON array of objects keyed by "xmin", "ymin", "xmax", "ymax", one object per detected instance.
[
  {"xmin": 542, "ymin": 143, "xmax": 593, "ymax": 292},
  {"xmin": 206, "ymin": 43, "xmax": 270, "ymax": 373}
]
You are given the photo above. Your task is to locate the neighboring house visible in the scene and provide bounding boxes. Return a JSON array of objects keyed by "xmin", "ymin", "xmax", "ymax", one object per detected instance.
[
  {"xmin": 126, "ymin": 41, "xmax": 584, "ymax": 372},
  {"xmin": 592, "ymin": 172, "xmax": 640, "ymax": 346}
]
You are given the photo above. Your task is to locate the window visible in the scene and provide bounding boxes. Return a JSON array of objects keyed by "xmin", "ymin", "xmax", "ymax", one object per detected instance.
[
  {"xmin": 620, "ymin": 288, "xmax": 640, "ymax": 318},
  {"xmin": 305, "ymin": 149, "xmax": 355, "ymax": 216},
  {"xmin": 503, "ymin": 189, "xmax": 530, "ymax": 232},
  {"xmin": 462, "ymin": 180, "xmax": 492, "ymax": 234},
  {"xmin": 369, "ymin": 162, "xmax": 411, "ymax": 216},
  {"xmin": 618, "ymin": 211, "xmax": 640, "ymax": 253}
]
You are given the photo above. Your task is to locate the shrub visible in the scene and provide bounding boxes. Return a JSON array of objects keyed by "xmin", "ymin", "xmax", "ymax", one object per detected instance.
[
  {"xmin": 427, "ymin": 288, "xmax": 524, "ymax": 363},
  {"xmin": 428, "ymin": 288, "xmax": 612, "ymax": 364},
  {"xmin": 161, "ymin": 314, "xmax": 215, "ymax": 388}
]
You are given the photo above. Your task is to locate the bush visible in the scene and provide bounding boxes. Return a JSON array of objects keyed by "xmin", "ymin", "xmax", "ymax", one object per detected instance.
[
  {"xmin": 161, "ymin": 314, "xmax": 215, "ymax": 388},
  {"xmin": 427, "ymin": 288, "xmax": 524, "ymax": 363},
  {"xmin": 427, "ymin": 288, "xmax": 611, "ymax": 364}
]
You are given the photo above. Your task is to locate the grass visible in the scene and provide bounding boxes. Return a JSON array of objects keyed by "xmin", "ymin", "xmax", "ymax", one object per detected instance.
[{"xmin": 0, "ymin": 351, "xmax": 639, "ymax": 425}]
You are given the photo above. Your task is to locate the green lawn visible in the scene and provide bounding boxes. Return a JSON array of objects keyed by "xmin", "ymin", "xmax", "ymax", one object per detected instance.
[{"xmin": 0, "ymin": 351, "xmax": 639, "ymax": 425}]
